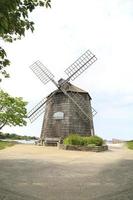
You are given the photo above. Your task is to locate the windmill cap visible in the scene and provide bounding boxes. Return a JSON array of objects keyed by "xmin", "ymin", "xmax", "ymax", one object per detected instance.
[
  {"xmin": 58, "ymin": 78, "xmax": 66, "ymax": 86},
  {"xmin": 48, "ymin": 82, "xmax": 92, "ymax": 99}
]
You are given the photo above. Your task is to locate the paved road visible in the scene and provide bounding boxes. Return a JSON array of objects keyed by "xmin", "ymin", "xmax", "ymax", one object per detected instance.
[{"xmin": 0, "ymin": 144, "xmax": 133, "ymax": 200}]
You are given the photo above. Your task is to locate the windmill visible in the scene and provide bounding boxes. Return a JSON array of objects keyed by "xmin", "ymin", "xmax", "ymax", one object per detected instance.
[{"xmin": 28, "ymin": 49, "xmax": 97, "ymax": 145}]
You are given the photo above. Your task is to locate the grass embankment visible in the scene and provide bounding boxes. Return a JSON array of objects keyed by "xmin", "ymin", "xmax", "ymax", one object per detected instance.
[
  {"xmin": 0, "ymin": 140, "xmax": 16, "ymax": 150},
  {"xmin": 126, "ymin": 141, "xmax": 133, "ymax": 150}
]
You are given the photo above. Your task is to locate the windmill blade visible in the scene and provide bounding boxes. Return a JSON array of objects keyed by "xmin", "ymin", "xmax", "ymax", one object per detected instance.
[
  {"xmin": 69, "ymin": 91, "xmax": 93, "ymax": 121},
  {"xmin": 30, "ymin": 60, "xmax": 55, "ymax": 85},
  {"xmin": 92, "ymin": 107, "xmax": 97, "ymax": 117},
  {"xmin": 60, "ymin": 87, "xmax": 92, "ymax": 122},
  {"xmin": 28, "ymin": 97, "xmax": 47, "ymax": 123},
  {"xmin": 28, "ymin": 90, "xmax": 57, "ymax": 122},
  {"xmin": 65, "ymin": 49, "xmax": 97, "ymax": 81}
]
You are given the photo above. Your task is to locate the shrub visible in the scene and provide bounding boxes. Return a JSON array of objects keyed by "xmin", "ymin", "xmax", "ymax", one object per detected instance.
[
  {"xmin": 63, "ymin": 134, "xmax": 104, "ymax": 146},
  {"xmin": 126, "ymin": 141, "xmax": 133, "ymax": 150},
  {"xmin": 63, "ymin": 134, "xmax": 83, "ymax": 145},
  {"xmin": 85, "ymin": 136, "xmax": 104, "ymax": 146}
]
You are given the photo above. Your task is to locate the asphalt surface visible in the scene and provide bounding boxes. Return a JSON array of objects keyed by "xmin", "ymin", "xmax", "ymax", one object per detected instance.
[{"xmin": 0, "ymin": 144, "xmax": 133, "ymax": 200}]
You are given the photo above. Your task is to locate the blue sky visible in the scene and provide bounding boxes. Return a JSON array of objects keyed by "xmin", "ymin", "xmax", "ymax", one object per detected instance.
[{"xmin": 1, "ymin": 0, "xmax": 133, "ymax": 140}]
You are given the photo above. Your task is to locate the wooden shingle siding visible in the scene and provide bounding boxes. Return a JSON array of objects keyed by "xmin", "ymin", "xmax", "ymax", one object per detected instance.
[{"xmin": 40, "ymin": 85, "xmax": 95, "ymax": 143}]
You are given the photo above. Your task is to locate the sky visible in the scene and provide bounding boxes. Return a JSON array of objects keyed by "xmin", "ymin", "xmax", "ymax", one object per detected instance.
[{"xmin": 1, "ymin": 0, "xmax": 133, "ymax": 140}]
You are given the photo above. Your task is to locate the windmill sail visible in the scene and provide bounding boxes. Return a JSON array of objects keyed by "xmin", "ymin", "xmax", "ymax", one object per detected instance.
[
  {"xmin": 68, "ymin": 91, "xmax": 95, "ymax": 120},
  {"xmin": 92, "ymin": 107, "xmax": 97, "ymax": 116},
  {"xmin": 60, "ymin": 87, "xmax": 92, "ymax": 121},
  {"xmin": 28, "ymin": 97, "xmax": 47, "ymax": 123},
  {"xmin": 28, "ymin": 90, "xmax": 57, "ymax": 122},
  {"xmin": 65, "ymin": 50, "xmax": 97, "ymax": 81},
  {"xmin": 30, "ymin": 61, "xmax": 55, "ymax": 85}
]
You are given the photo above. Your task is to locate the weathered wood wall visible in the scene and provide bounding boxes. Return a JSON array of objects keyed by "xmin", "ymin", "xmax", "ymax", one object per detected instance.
[{"xmin": 40, "ymin": 91, "xmax": 94, "ymax": 140}]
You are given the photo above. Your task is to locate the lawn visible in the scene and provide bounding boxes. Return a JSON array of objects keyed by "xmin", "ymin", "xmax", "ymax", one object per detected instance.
[
  {"xmin": 126, "ymin": 141, "xmax": 133, "ymax": 150},
  {"xmin": 0, "ymin": 140, "xmax": 16, "ymax": 150}
]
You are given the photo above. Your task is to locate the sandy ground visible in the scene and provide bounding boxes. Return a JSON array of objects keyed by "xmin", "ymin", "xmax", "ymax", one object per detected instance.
[{"xmin": 0, "ymin": 144, "xmax": 133, "ymax": 200}]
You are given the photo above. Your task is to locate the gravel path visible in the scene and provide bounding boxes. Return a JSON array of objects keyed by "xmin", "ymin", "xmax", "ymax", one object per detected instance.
[{"xmin": 0, "ymin": 144, "xmax": 133, "ymax": 200}]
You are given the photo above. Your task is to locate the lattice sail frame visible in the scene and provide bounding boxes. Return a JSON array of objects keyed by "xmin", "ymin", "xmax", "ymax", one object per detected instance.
[
  {"xmin": 65, "ymin": 50, "xmax": 97, "ymax": 81},
  {"xmin": 68, "ymin": 91, "xmax": 93, "ymax": 120},
  {"xmin": 30, "ymin": 60, "xmax": 54, "ymax": 85},
  {"xmin": 28, "ymin": 91, "xmax": 56, "ymax": 123},
  {"xmin": 28, "ymin": 98, "xmax": 47, "ymax": 123}
]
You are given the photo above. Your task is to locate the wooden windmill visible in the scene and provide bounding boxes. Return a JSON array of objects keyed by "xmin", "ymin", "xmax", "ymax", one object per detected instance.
[{"xmin": 28, "ymin": 50, "xmax": 97, "ymax": 145}]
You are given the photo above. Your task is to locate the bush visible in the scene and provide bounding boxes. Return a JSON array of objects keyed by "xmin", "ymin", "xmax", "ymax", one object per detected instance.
[
  {"xmin": 63, "ymin": 134, "xmax": 104, "ymax": 146},
  {"xmin": 84, "ymin": 136, "xmax": 104, "ymax": 146},
  {"xmin": 63, "ymin": 134, "xmax": 83, "ymax": 145},
  {"xmin": 126, "ymin": 141, "xmax": 133, "ymax": 150}
]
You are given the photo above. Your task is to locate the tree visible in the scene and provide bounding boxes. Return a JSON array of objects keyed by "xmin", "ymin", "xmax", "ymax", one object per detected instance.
[
  {"xmin": 0, "ymin": 0, "xmax": 51, "ymax": 81},
  {"xmin": 0, "ymin": 90, "xmax": 27, "ymax": 130}
]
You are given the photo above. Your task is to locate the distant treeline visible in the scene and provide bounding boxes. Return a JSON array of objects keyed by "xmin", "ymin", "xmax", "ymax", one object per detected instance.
[{"xmin": 0, "ymin": 132, "xmax": 38, "ymax": 140}]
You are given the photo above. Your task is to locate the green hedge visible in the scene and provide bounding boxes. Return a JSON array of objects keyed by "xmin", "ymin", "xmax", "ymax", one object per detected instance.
[{"xmin": 63, "ymin": 134, "xmax": 104, "ymax": 146}]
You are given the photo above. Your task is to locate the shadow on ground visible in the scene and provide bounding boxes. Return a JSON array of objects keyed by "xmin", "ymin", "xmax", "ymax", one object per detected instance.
[{"xmin": 0, "ymin": 157, "xmax": 133, "ymax": 200}]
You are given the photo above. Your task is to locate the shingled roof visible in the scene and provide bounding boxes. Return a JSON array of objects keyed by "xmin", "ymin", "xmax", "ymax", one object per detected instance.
[{"xmin": 48, "ymin": 82, "xmax": 92, "ymax": 99}]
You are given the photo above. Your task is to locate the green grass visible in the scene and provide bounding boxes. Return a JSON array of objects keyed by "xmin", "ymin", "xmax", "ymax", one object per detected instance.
[
  {"xmin": 126, "ymin": 141, "xmax": 133, "ymax": 150},
  {"xmin": 0, "ymin": 140, "xmax": 16, "ymax": 150}
]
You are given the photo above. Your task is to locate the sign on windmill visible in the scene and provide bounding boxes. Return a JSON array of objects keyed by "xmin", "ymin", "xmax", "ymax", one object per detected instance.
[{"xmin": 28, "ymin": 49, "xmax": 97, "ymax": 145}]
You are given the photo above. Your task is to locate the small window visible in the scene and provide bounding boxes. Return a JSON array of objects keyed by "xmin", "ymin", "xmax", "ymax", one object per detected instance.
[{"xmin": 53, "ymin": 112, "xmax": 64, "ymax": 120}]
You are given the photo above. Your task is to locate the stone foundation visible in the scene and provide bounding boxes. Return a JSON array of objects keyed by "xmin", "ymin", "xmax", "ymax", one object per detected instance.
[{"xmin": 58, "ymin": 143, "xmax": 108, "ymax": 152}]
